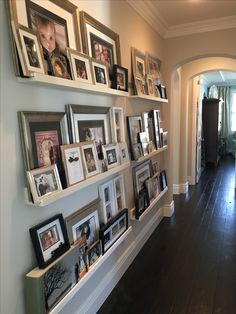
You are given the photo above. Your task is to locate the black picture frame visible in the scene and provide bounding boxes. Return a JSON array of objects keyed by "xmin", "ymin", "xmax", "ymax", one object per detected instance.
[
  {"xmin": 99, "ymin": 208, "xmax": 128, "ymax": 254},
  {"xmin": 29, "ymin": 213, "xmax": 70, "ymax": 269},
  {"xmin": 149, "ymin": 109, "xmax": 162, "ymax": 149},
  {"xmin": 135, "ymin": 188, "xmax": 150, "ymax": 219},
  {"xmin": 132, "ymin": 159, "xmax": 152, "ymax": 197},
  {"xmin": 112, "ymin": 64, "xmax": 128, "ymax": 92},
  {"xmin": 158, "ymin": 84, "xmax": 168, "ymax": 99},
  {"xmin": 160, "ymin": 170, "xmax": 168, "ymax": 191}
]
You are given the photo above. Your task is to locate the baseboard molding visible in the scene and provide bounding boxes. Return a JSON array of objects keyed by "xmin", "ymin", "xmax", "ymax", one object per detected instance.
[
  {"xmin": 173, "ymin": 182, "xmax": 189, "ymax": 195},
  {"xmin": 78, "ymin": 207, "xmax": 164, "ymax": 314},
  {"xmin": 162, "ymin": 200, "xmax": 175, "ymax": 217}
]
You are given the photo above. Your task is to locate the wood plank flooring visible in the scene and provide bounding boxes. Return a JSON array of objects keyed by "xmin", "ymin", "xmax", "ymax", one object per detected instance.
[{"xmin": 98, "ymin": 155, "xmax": 236, "ymax": 314}]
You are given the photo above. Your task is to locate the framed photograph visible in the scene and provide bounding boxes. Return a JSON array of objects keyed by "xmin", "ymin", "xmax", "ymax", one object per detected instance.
[
  {"xmin": 67, "ymin": 104, "xmax": 111, "ymax": 159},
  {"xmin": 90, "ymin": 58, "xmax": 109, "ymax": 87},
  {"xmin": 77, "ymin": 246, "xmax": 87, "ymax": 279},
  {"xmin": 152, "ymin": 161, "xmax": 159, "ymax": 174},
  {"xmin": 139, "ymin": 132, "xmax": 149, "ymax": 156},
  {"xmin": 146, "ymin": 74, "xmax": 155, "ymax": 96},
  {"xmin": 81, "ymin": 141, "xmax": 100, "ymax": 178},
  {"xmin": 118, "ymin": 142, "xmax": 130, "ymax": 164},
  {"xmin": 158, "ymin": 84, "xmax": 168, "ymax": 99},
  {"xmin": 60, "ymin": 143, "xmax": 85, "ymax": 187},
  {"xmin": 67, "ymin": 48, "xmax": 93, "ymax": 84},
  {"xmin": 102, "ymin": 144, "xmax": 120, "ymax": 169},
  {"xmin": 29, "ymin": 213, "xmax": 70, "ymax": 269},
  {"xmin": 145, "ymin": 173, "xmax": 160, "ymax": 202},
  {"xmin": 150, "ymin": 109, "xmax": 162, "ymax": 149},
  {"xmin": 133, "ymin": 160, "xmax": 151, "ymax": 196},
  {"xmin": 127, "ymin": 115, "xmax": 143, "ymax": 146},
  {"xmin": 27, "ymin": 164, "xmax": 62, "ymax": 204},
  {"xmin": 80, "ymin": 11, "xmax": 121, "ymax": 79},
  {"xmin": 11, "ymin": 22, "xmax": 46, "ymax": 77},
  {"xmin": 145, "ymin": 53, "xmax": 162, "ymax": 85},
  {"xmin": 18, "ymin": 111, "xmax": 69, "ymax": 173},
  {"xmin": 160, "ymin": 170, "xmax": 168, "ymax": 191},
  {"xmin": 114, "ymin": 175, "xmax": 126, "ymax": 212},
  {"xmin": 10, "ymin": 0, "xmax": 81, "ymax": 78},
  {"xmin": 135, "ymin": 76, "xmax": 147, "ymax": 96},
  {"xmin": 98, "ymin": 179, "xmax": 117, "ymax": 224},
  {"xmin": 99, "ymin": 208, "xmax": 128, "ymax": 254},
  {"xmin": 65, "ymin": 199, "xmax": 100, "ymax": 246},
  {"xmin": 99, "ymin": 159, "xmax": 108, "ymax": 173},
  {"xmin": 87, "ymin": 240, "xmax": 101, "ymax": 268},
  {"xmin": 135, "ymin": 188, "xmax": 150, "ymax": 219},
  {"xmin": 132, "ymin": 143, "xmax": 143, "ymax": 161},
  {"xmin": 131, "ymin": 47, "xmax": 146, "ymax": 79},
  {"xmin": 110, "ymin": 107, "xmax": 125, "ymax": 143},
  {"xmin": 112, "ymin": 65, "xmax": 128, "ymax": 91}
]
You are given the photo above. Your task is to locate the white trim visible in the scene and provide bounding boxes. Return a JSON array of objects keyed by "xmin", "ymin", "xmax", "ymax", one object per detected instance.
[
  {"xmin": 162, "ymin": 200, "xmax": 175, "ymax": 217},
  {"xmin": 165, "ymin": 15, "xmax": 236, "ymax": 38},
  {"xmin": 78, "ymin": 207, "xmax": 164, "ymax": 314},
  {"xmin": 173, "ymin": 182, "xmax": 189, "ymax": 195}
]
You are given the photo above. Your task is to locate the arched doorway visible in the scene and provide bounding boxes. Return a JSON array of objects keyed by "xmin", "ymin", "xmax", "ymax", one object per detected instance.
[{"xmin": 171, "ymin": 57, "xmax": 236, "ymax": 192}]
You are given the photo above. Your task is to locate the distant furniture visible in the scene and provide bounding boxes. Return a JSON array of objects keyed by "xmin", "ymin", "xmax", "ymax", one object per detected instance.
[{"xmin": 202, "ymin": 98, "xmax": 222, "ymax": 166}]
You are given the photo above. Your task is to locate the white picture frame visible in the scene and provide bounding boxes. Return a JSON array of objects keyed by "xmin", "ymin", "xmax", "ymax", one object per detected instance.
[
  {"xmin": 113, "ymin": 175, "xmax": 126, "ymax": 212},
  {"xmin": 98, "ymin": 179, "xmax": 117, "ymax": 224},
  {"xmin": 109, "ymin": 107, "xmax": 125, "ymax": 143},
  {"xmin": 60, "ymin": 143, "xmax": 85, "ymax": 187},
  {"xmin": 102, "ymin": 143, "xmax": 120, "ymax": 169},
  {"xmin": 118, "ymin": 142, "xmax": 130, "ymax": 164},
  {"xmin": 27, "ymin": 164, "xmax": 62, "ymax": 204}
]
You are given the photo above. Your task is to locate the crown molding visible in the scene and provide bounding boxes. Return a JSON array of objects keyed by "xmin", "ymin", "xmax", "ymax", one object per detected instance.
[
  {"xmin": 126, "ymin": 0, "xmax": 168, "ymax": 37},
  {"xmin": 126, "ymin": 1, "xmax": 236, "ymax": 39},
  {"xmin": 165, "ymin": 15, "xmax": 236, "ymax": 38}
]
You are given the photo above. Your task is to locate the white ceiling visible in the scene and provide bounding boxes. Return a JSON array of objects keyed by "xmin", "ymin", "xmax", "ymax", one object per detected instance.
[
  {"xmin": 127, "ymin": 0, "xmax": 236, "ymax": 85},
  {"xmin": 127, "ymin": 0, "xmax": 236, "ymax": 38}
]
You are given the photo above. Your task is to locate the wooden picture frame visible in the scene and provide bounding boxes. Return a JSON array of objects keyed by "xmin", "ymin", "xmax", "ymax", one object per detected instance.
[
  {"xmin": 112, "ymin": 64, "xmax": 128, "ymax": 91},
  {"xmin": 67, "ymin": 48, "xmax": 93, "ymax": 84},
  {"xmin": 98, "ymin": 179, "xmax": 117, "ymax": 224},
  {"xmin": 80, "ymin": 141, "xmax": 100, "ymax": 178},
  {"xmin": 29, "ymin": 213, "xmax": 70, "ymax": 269},
  {"xmin": 87, "ymin": 240, "xmax": 101, "ymax": 268},
  {"xmin": 90, "ymin": 58, "xmax": 109, "ymax": 87},
  {"xmin": 146, "ymin": 74, "xmax": 155, "ymax": 96},
  {"xmin": 60, "ymin": 143, "xmax": 85, "ymax": 187},
  {"xmin": 9, "ymin": 0, "xmax": 81, "ymax": 78},
  {"xmin": 118, "ymin": 142, "xmax": 130, "ymax": 164},
  {"xmin": 11, "ymin": 22, "xmax": 46, "ymax": 77},
  {"xmin": 65, "ymin": 199, "xmax": 100, "ymax": 246},
  {"xmin": 80, "ymin": 11, "xmax": 121, "ymax": 79},
  {"xmin": 110, "ymin": 107, "xmax": 125, "ymax": 143},
  {"xmin": 99, "ymin": 208, "xmax": 128, "ymax": 254},
  {"xmin": 131, "ymin": 47, "xmax": 146, "ymax": 79},
  {"xmin": 135, "ymin": 76, "xmax": 147, "ymax": 96},
  {"xmin": 27, "ymin": 164, "xmax": 62, "ymax": 204},
  {"xmin": 145, "ymin": 53, "xmax": 162, "ymax": 85}
]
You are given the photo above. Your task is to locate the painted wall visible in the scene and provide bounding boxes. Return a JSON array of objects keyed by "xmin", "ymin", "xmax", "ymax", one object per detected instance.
[{"xmin": 0, "ymin": 1, "xmax": 170, "ymax": 314}]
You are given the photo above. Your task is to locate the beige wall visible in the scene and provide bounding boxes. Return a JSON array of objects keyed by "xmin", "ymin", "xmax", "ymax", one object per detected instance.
[{"xmin": 0, "ymin": 1, "xmax": 170, "ymax": 314}]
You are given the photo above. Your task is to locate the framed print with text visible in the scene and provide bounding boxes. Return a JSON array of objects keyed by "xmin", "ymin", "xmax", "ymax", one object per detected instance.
[{"xmin": 60, "ymin": 143, "xmax": 85, "ymax": 187}]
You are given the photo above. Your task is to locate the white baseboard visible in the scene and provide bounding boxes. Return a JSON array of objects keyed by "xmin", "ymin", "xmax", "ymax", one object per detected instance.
[
  {"xmin": 78, "ymin": 208, "xmax": 164, "ymax": 314},
  {"xmin": 162, "ymin": 200, "xmax": 175, "ymax": 217},
  {"xmin": 173, "ymin": 182, "xmax": 189, "ymax": 195}
]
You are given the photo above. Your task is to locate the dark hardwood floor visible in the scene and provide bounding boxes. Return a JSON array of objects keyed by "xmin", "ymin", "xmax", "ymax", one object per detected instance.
[{"xmin": 98, "ymin": 155, "xmax": 236, "ymax": 314}]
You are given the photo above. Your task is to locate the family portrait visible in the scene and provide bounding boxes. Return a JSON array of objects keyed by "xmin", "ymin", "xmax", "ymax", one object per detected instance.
[
  {"xmin": 39, "ymin": 225, "xmax": 59, "ymax": 251},
  {"xmin": 34, "ymin": 171, "xmax": 57, "ymax": 197},
  {"xmin": 74, "ymin": 216, "xmax": 97, "ymax": 247},
  {"xmin": 35, "ymin": 130, "xmax": 59, "ymax": 167},
  {"xmin": 84, "ymin": 148, "xmax": 96, "ymax": 173}
]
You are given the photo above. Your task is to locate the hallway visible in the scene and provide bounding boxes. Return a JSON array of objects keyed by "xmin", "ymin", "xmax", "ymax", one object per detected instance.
[{"xmin": 98, "ymin": 155, "xmax": 236, "ymax": 314}]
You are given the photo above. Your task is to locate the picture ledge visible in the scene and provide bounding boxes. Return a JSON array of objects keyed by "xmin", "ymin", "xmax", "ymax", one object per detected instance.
[
  {"xmin": 25, "ymin": 162, "xmax": 131, "ymax": 207},
  {"xmin": 17, "ymin": 73, "xmax": 129, "ymax": 97},
  {"xmin": 129, "ymin": 94, "xmax": 168, "ymax": 103},
  {"xmin": 130, "ymin": 186, "xmax": 168, "ymax": 221},
  {"xmin": 131, "ymin": 145, "xmax": 168, "ymax": 166}
]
